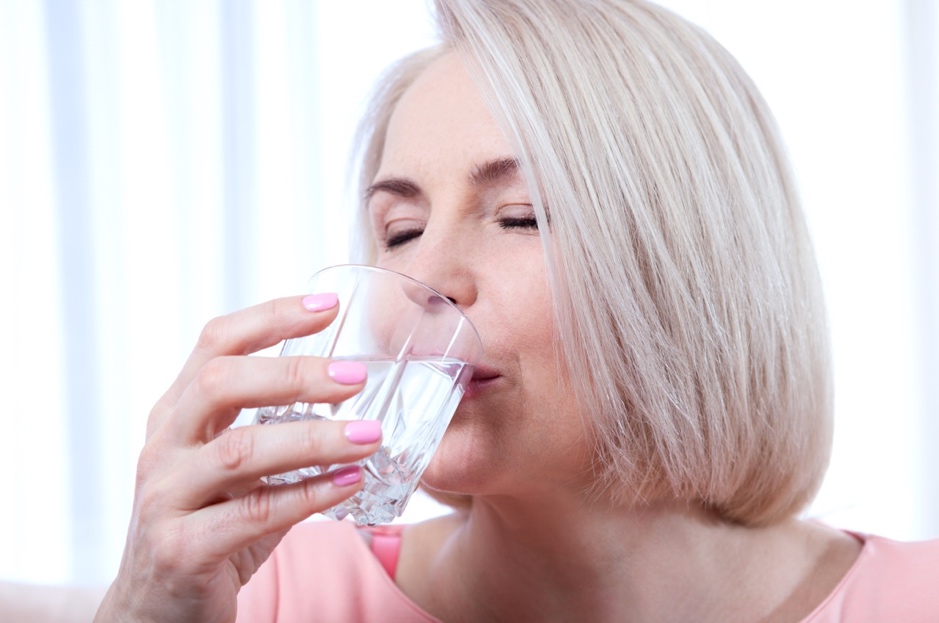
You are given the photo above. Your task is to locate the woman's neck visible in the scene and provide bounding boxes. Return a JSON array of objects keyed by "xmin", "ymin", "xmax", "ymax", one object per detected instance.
[{"xmin": 397, "ymin": 495, "xmax": 861, "ymax": 623}]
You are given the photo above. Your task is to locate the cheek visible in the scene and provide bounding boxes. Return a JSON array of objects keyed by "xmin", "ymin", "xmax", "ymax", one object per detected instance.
[
  {"xmin": 505, "ymin": 280, "xmax": 565, "ymax": 400},
  {"xmin": 516, "ymin": 276, "xmax": 555, "ymax": 347},
  {"xmin": 510, "ymin": 272, "xmax": 581, "ymax": 418}
]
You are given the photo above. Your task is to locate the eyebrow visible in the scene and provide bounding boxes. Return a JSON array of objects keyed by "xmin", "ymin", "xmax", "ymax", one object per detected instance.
[
  {"xmin": 364, "ymin": 178, "xmax": 420, "ymax": 202},
  {"xmin": 469, "ymin": 157, "xmax": 520, "ymax": 186},
  {"xmin": 364, "ymin": 157, "xmax": 522, "ymax": 202}
]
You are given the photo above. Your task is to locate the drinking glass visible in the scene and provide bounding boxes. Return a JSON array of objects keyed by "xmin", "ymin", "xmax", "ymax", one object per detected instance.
[{"xmin": 254, "ymin": 264, "xmax": 482, "ymax": 525}]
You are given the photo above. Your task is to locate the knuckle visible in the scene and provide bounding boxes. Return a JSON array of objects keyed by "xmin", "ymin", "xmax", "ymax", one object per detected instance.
[
  {"xmin": 297, "ymin": 422, "xmax": 327, "ymax": 459},
  {"xmin": 135, "ymin": 443, "xmax": 159, "ymax": 485},
  {"xmin": 264, "ymin": 297, "xmax": 297, "ymax": 338},
  {"xmin": 268, "ymin": 297, "xmax": 289, "ymax": 324},
  {"xmin": 192, "ymin": 357, "xmax": 234, "ymax": 399},
  {"xmin": 298, "ymin": 477, "xmax": 326, "ymax": 509},
  {"xmin": 133, "ymin": 473, "xmax": 173, "ymax": 522},
  {"xmin": 145, "ymin": 403, "xmax": 166, "ymax": 439},
  {"xmin": 135, "ymin": 434, "xmax": 173, "ymax": 487},
  {"xmin": 241, "ymin": 486, "xmax": 275, "ymax": 526},
  {"xmin": 283, "ymin": 356, "xmax": 315, "ymax": 395},
  {"xmin": 213, "ymin": 427, "xmax": 254, "ymax": 472},
  {"xmin": 290, "ymin": 421, "xmax": 328, "ymax": 465},
  {"xmin": 196, "ymin": 314, "xmax": 231, "ymax": 352}
]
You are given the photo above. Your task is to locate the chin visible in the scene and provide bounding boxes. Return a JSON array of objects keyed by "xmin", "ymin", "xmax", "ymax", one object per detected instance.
[
  {"xmin": 418, "ymin": 426, "xmax": 500, "ymax": 496},
  {"xmin": 417, "ymin": 480, "xmax": 473, "ymax": 511}
]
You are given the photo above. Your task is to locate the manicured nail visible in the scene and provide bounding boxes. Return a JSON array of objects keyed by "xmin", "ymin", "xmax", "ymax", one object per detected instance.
[
  {"xmin": 345, "ymin": 420, "xmax": 382, "ymax": 444},
  {"xmin": 328, "ymin": 361, "xmax": 368, "ymax": 385},
  {"xmin": 302, "ymin": 293, "xmax": 338, "ymax": 312},
  {"xmin": 332, "ymin": 465, "xmax": 361, "ymax": 487}
]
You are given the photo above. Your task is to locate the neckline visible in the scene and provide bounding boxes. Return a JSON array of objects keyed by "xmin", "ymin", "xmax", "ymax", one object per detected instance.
[
  {"xmin": 799, "ymin": 530, "xmax": 870, "ymax": 622},
  {"xmin": 349, "ymin": 522, "xmax": 871, "ymax": 623},
  {"xmin": 350, "ymin": 523, "xmax": 441, "ymax": 622}
]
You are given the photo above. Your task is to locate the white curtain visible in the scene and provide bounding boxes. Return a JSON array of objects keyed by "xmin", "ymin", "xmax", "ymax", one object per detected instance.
[{"xmin": 0, "ymin": 0, "xmax": 935, "ymax": 587}]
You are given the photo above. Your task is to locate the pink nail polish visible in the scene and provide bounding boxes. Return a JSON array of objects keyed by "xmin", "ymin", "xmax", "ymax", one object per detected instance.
[
  {"xmin": 332, "ymin": 465, "xmax": 361, "ymax": 487},
  {"xmin": 328, "ymin": 361, "xmax": 368, "ymax": 385},
  {"xmin": 345, "ymin": 420, "xmax": 382, "ymax": 444},
  {"xmin": 302, "ymin": 293, "xmax": 338, "ymax": 312}
]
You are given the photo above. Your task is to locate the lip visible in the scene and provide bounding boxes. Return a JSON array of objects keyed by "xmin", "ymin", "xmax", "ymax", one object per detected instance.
[
  {"xmin": 471, "ymin": 365, "xmax": 499, "ymax": 381},
  {"xmin": 464, "ymin": 365, "xmax": 501, "ymax": 399}
]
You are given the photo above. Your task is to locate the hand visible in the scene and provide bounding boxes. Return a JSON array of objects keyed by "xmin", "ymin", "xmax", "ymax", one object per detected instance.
[{"xmin": 94, "ymin": 295, "xmax": 380, "ymax": 623}]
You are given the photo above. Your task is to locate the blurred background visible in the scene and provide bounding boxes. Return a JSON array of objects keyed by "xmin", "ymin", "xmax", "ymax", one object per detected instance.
[{"xmin": 0, "ymin": 0, "xmax": 936, "ymax": 588}]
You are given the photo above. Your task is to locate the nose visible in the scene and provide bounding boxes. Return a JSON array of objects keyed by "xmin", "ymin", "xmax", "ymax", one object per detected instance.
[
  {"xmin": 399, "ymin": 225, "xmax": 478, "ymax": 311},
  {"xmin": 398, "ymin": 285, "xmax": 456, "ymax": 312},
  {"xmin": 431, "ymin": 293, "xmax": 457, "ymax": 305}
]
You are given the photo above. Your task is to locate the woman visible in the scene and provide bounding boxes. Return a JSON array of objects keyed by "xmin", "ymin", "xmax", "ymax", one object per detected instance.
[{"xmin": 95, "ymin": 0, "xmax": 939, "ymax": 621}]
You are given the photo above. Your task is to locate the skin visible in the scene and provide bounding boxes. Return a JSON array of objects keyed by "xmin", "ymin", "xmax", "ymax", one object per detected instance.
[
  {"xmin": 368, "ymin": 53, "xmax": 863, "ymax": 622},
  {"xmin": 96, "ymin": 52, "xmax": 861, "ymax": 622},
  {"xmin": 366, "ymin": 55, "xmax": 591, "ymax": 502},
  {"xmin": 94, "ymin": 300, "xmax": 383, "ymax": 623}
]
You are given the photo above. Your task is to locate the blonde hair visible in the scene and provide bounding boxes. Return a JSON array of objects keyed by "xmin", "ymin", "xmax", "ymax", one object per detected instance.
[{"xmin": 353, "ymin": 0, "xmax": 832, "ymax": 526}]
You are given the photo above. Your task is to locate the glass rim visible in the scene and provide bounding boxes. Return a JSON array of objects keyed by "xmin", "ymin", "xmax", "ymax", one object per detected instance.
[{"xmin": 310, "ymin": 263, "xmax": 483, "ymax": 352}]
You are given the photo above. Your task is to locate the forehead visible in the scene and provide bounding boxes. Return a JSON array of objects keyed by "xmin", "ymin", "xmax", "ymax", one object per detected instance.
[{"xmin": 377, "ymin": 53, "xmax": 514, "ymax": 178}]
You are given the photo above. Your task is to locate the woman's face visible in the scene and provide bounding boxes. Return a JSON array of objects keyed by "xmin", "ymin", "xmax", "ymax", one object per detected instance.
[{"xmin": 366, "ymin": 53, "xmax": 591, "ymax": 498}]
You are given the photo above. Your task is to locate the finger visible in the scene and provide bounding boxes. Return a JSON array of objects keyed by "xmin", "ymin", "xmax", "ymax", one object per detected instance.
[
  {"xmin": 182, "ymin": 466, "xmax": 366, "ymax": 564},
  {"xmin": 149, "ymin": 294, "xmax": 341, "ymax": 435},
  {"xmin": 172, "ymin": 419, "xmax": 382, "ymax": 509},
  {"xmin": 163, "ymin": 355, "xmax": 369, "ymax": 443}
]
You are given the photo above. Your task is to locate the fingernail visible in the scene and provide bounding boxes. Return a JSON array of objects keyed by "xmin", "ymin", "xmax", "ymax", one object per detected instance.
[
  {"xmin": 328, "ymin": 361, "xmax": 368, "ymax": 385},
  {"xmin": 345, "ymin": 420, "xmax": 382, "ymax": 444},
  {"xmin": 332, "ymin": 465, "xmax": 361, "ymax": 487},
  {"xmin": 302, "ymin": 293, "xmax": 338, "ymax": 312}
]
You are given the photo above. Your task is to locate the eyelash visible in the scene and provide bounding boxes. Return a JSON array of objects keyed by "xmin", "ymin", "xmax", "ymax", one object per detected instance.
[
  {"xmin": 499, "ymin": 217, "xmax": 539, "ymax": 230},
  {"xmin": 384, "ymin": 229, "xmax": 423, "ymax": 249},
  {"xmin": 383, "ymin": 217, "xmax": 539, "ymax": 250}
]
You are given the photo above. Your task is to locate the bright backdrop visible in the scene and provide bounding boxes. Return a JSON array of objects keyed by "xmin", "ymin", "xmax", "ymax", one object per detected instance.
[{"xmin": 0, "ymin": 0, "xmax": 936, "ymax": 587}]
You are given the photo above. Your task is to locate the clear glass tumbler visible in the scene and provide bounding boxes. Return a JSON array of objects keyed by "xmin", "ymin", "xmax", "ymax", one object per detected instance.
[{"xmin": 254, "ymin": 264, "xmax": 483, "ymax": 525}]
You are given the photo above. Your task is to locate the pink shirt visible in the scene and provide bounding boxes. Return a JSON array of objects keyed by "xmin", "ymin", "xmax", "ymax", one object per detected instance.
[
  {"xmin": 236, "ymin": 520, "xmax": 939, "ymax": 622},
  {"xmin": 237, "ymin": 521, "xmax": 435, "ymax": 623}
]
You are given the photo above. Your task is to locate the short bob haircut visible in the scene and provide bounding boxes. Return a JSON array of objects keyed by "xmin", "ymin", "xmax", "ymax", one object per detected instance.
[{"xmin": 352, "ymin": 0, "xmax": 832, "ymax": 526}]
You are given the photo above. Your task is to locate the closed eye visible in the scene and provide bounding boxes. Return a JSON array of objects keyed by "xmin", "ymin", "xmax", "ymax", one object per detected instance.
[
  {"xmin": 499, "ymin": 217, "xmax": 539, "ymax": 230},
  {"xmin": 385, "ymin": 228, "xmax": 423, "ymax": 249}
]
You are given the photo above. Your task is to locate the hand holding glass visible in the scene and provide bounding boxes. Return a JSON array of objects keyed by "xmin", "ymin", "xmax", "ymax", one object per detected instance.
[{"xmin": 254, "ymin": 265, "xmax": 482, "ymax": 526}]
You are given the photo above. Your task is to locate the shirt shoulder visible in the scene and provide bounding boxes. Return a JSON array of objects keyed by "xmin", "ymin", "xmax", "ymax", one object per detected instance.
[
  {"xmin": 804, "ymin": 533, "xmax": 939, "ymax": 622},
  {"xmin": 236, "ymin": 520, "xmax": 438, "ymax": 623}
]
